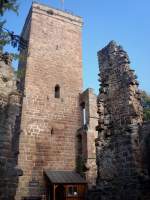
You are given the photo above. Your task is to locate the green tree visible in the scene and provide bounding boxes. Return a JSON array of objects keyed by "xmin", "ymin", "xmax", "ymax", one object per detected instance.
[
  {"xmin": 0, "ymin": 0, "xmax": 23, "ymax": 51},
  {"xmin": 0, "ymin": 0, "xmax": 18, "ymax": 50},
  {"xmin": 0, "ymin": 0, "xmax": 18, "ymax": 16},
  {"xmin": 0, "ymin": 0, "xmax": 27, "ymax": 54},
  {"xmin": 141, "ymin": 90, "xmax": 150, "ymax": 121}
]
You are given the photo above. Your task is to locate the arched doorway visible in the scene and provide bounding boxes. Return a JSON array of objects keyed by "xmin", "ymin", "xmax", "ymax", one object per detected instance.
[{"xmin": 55, "ymin": 185, "xmax": 65, "ymax": 200}]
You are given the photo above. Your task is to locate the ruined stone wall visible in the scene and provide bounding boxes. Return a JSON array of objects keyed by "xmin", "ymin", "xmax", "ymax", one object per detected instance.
[
  {"xmin": 94, "ymin": 41, "xmax": 150, "ymax": 200},
  {"xmin": 16, "ymin": 3, "xmax": 83, "ymax": 199},
  {"xmin": 77, "ymin": 88, "xmax": 98, "ymax": 187},
  {"xmin": 0, "ymin": 52, "xmax": 22, "ymax": 200},
  {"xmin": 140, "ymin": 122, "xmax": 150, "ymax": 176},
  {"xmin": 97, "ymin": 41, "xmax": 143, "ymax": 136}
]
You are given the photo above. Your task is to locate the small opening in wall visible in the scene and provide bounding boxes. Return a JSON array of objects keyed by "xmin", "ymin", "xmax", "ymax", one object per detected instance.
[
  {"xmin": 2, "ymin": 76, "xmax": 8, "ymax": 82},
  {"xmin": 55, "ymin": 85, "xmax": 60, "ymax": 98},
  {"xmin": 51, "ymin": 128, "xmax": 54, "ymax": 135},
  {"xmin": 80, "ymin": 102, "xmax": 86, "ymax": 125},
  {"xmin": 47, "ymin": 9, "xmax": 54, "ymax": 15},
  {"xmin": 56, "ymin": 45, "xmax": 59, "ymax": 50}
]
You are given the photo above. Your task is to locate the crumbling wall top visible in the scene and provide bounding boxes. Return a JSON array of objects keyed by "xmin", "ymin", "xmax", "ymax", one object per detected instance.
[
  {"xmin": 0, "ymin": 51, "xmax": 17, "ymax": 96},
  {"xmin": 97, "ymin": 41, "xmax": 143, "ymax": 135}
]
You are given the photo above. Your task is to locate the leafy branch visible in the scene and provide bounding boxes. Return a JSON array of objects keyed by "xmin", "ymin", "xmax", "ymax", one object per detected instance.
[
  {"xmin": 0, "ymin": 0, "xmax": 28, "ymax": 51},
  {"xmin": 0, "ymin": 25, "xmax": 28, "ymax": 50},
  {"xmin": 0, "ymin": 0, "xmax": 19, "ymax": 16}
]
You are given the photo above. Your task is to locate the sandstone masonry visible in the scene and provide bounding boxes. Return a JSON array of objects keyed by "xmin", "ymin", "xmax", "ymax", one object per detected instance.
[
  {"xmin": 0, "ymin": 51, "xmax": 22, "ymax": 200},
  {"xmin": 1, "ymin": 3, "xmax": 150, "ymax": 200},
  {"xmin": 16, "ymin": 3, "xmax": 84, "ymax": 199},
  {"xmin": 77, "ymin": 88, "xmax": 98, "ymax": 187},
  {"xmin": 94, "ymin": 41, "xmax": 150, "ymax": 200}
]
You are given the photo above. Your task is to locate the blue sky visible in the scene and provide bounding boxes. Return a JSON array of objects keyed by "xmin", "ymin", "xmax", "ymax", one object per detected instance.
[{"xmin": 2, "ymin": 0, "xmax": 150, "ymax": 94}]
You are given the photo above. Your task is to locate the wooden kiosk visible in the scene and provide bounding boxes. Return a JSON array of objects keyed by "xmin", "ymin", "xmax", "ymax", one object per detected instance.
[{"xmin": 44, "ymin": 171, "xmax": 87, "ymax": 200}]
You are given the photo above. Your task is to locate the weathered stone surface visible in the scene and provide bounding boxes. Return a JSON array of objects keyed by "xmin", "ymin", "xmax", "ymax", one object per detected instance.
[
  {"xmin": 77, "ymin": 88, "xmax": 98, "ymax": 187},
  {"xmin": 139, "ymin": 122, "xmax": 150, "ymax": 177},
  {"xmin": 93, "ymin": 41, "xmax": 150, "ymax": 200},
  {"xmin": 15, "ymin": 3, "xmax": 83, "ymax": 199},
  {"xmin": 1, "ymin": 5, "xmax": 150, "ymax": 200},
  {"xmin": 0, "ymin": 3, "xmax": 97, "ymax": 199},
  {"xmin": 0, "ymin": 51, "xmax": 22, "ymax": 200}
]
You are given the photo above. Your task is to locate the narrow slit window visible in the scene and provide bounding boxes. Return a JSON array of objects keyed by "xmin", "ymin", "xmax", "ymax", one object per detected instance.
[
  {"xmin": 81, "ymin": 102, "xmax": 86, "ymax": 125},
  {"xmin": 55, "ymin": 85, "xmax": 60, "ymax": 98}
]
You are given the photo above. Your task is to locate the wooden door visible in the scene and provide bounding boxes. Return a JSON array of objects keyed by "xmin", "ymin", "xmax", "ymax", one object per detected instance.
[{"xmin": 55, "ymin": 185, "xmax": 65, "ymax": 200}]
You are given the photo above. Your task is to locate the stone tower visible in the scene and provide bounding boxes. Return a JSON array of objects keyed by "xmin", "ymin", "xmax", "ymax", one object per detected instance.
[{"xmin": 16, "ymin": 2, "xmax": 83, "ymax": 199}]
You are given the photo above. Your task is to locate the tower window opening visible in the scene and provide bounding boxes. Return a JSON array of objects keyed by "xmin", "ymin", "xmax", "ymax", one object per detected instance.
[
  {"xmin": 55, "ymin": 85, "xmax": 60, "ymax": 98},
  {"xmin": 81, "ymin": 102, "xmax": 86, "ymax": 125}
]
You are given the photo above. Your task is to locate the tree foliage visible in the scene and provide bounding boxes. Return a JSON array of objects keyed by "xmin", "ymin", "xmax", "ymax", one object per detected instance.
[
  {"xmin": 141, "ymin": 90, "xmax": 150, "ymax": 121},
  {"xmin": 0, "ymin": 0, "xmax": 18, "ymax": 50},
  {"xmin": 0, "ymin": 0, "xmax": 27, "ymax": 51},
  {"xmin": 0, "ymin": 0, "xmax": 18, "ymax": 16},
  {"xmin": 0, "ymin": 20, "xmax": 9, "ymax": 48}
]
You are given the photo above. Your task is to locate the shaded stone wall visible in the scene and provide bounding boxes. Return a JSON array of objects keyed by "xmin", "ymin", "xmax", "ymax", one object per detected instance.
[
  {"xmin": 77, "ymin": 88, "xmax": 98, "ymax": 187},
  {"xmin": 140, "ymin": 122, "xmax": 150, "ymax": 177},
  {"xmin": 94, "ymin": 41, "xmax": 150, "ymax": 200},
  {"xmin": 0, "ymin": 52, "xmax": 22, "ymax": 200},
  {"xmin": 16, "ymin": 3, "xmax": 83, "ymax": 199}
]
